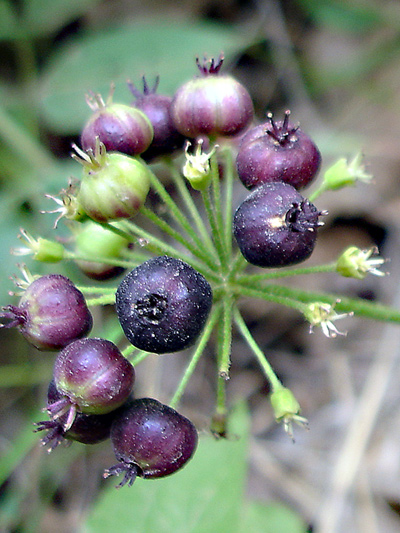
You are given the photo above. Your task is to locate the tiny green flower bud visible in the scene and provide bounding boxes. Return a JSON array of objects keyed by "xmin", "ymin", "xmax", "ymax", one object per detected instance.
[
  {"xmin": 322, "ymin": 152, "xmax": 372, "ymax": 191},
  {"xmin": 182, "ymin": 139, "xmax": 217, "ymax": 190},
  {"xmin": 336, "ymin": 246, "xmax": 386, "ymax": 280},
  {"xmin": 12, "ymin": 229, "xmax": 65, "ymax": 263},
  {"xmin": 270, "ymin": 387, "xmax": 308, "ymax": 439},
  {"xmin": 304, "ymin": 300, "xmax": 353, "ymax": 338}
]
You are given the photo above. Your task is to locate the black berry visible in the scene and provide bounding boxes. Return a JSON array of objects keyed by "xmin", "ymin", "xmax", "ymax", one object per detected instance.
[
  {"xmin": 50, "ymin": 338, "xmax": 135, "ymax": 428},
  {"xmin": 233, "ymin": 182, "xmax": 324, "ymax": 267},
  {"xmin": 104, "ymin": 398, "xmax": 198, "ymax": 487},
  {"xmin": 236, "ymin": 111, "xmax": 321, "ymax": 190},
  {"xmin": 0, "ymin": 274, "xmax": 93, "ymax": 350},
  {"xmin": 116, "ymin": 256, "xmax": 213, "ymax": 354}
]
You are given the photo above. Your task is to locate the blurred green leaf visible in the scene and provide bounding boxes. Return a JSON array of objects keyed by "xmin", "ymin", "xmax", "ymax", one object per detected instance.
[
  {"xmin": 38, "ymin": 20, "xmax": 251, "ymax": 134},
  {"xmin": 23, "ymin": 0, "xmax": 101, "ymax": 38},
  {"xmin": 240, "ymin": 501, "xmax": 307, "ymax": 533},
  {"xmin": 0, "ymin": 0, "xmax": 17, "ymax": 40},
  {"xmin": 85, "ymin": 402, "xmax": 250, "ymax": 533},
  {"xmin": 295, "ymin": 0, "xmax": 385, "ymax": 33}
]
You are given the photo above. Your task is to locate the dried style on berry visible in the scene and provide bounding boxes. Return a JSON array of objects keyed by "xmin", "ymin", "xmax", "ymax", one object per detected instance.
[
  {"xmin": 236, "ymin": 111, "xmax": 321, "ymax": 190},
  {"xmin": 233, "ymin": 182, "xmax": 324, "ymax": 267}
]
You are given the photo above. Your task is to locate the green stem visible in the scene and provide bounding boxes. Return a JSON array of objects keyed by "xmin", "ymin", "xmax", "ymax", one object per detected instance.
[
  {"xmin": 129, "ymin": 350, "xmax": 152, "ymax": 366},
  {"xmin": 218, "ymin": 296, "xmax": 233, "ymax": 378},
  {"xmin": 232, "ymin": 283, "xmax": 308, "ymax": 314},
  {"xmin": 86, "ymin": 294, "xmax": 116, "ymax": 306},
  {"xmin": 64, "ymin": 251, "xmax": 136, "ymax": 270},
  {"xmin": 201, "ymin": 187, "xmax": 227, "ymax": 270},
  {"xmin": 238, "ymin": 262, "xmax": 336, "ymax": 283},
  {"xmin": 308, "ymin": 183, "xmax": 328, "ymax": 203},
  {"xmin": 233, "ymin": 307, "xmax": 282, "ymax": 392},
  {"xmin": 119, "ymin": 220, "xmax": 221, "ymax": 284},
  {"xmin": 76, "ymin": 285, "xmax": 116, "ymax": 295},
  {"xmin": 169, "ymin": 304, "xmax": 222, "ymax": 408},
  {"xmin": 146, "ymin": 167, "xmax": 217, "ymax": 260},
  {"xmin": 167, "ymin": 160, "xmax": 218, "ymax": 259},
  {"xmin": 237, "ymin": 281, "xmax": 400, "ymax": 323},
  {"xmin": 221, "ymin": 146, "xmax": 234, "ymax": 258},
  {"xmin": 140, "ymin": 205, "xmax": 216, "ymax": 269},
  {"xmin": 95, "ymin": 221, "xmax": 134, "ymax": 242}
]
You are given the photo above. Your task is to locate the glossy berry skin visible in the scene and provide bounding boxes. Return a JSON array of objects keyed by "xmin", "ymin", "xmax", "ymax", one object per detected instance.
[
  {"xmin": 116, "ymin": 256, "xmax": 213, "ymax": 354},
  {"xmin": 104, "ymin": 398, "xmax": 198, "ymax": 486},
  {"xmin": 35, "ymin": 380, "xmax": 117, "ymax": 451},
  {"xmin": 233, "ymin": 182, "xmax": 323, "ymax": 268},
  {"xmin": 52, "ymin": 338, "xmax": 135, "ymax": 419},
  {"xmin": 74, "ymin": 221, "xmax": 131, "ymax": 281},
  {"xmin": 81, "ymin": 102, "xmax": 154, "ymax": 157},
  {"xmin": 170, "ymin": 56, "xmax": 253, "ymax": 138},
  {"xmin": 0, "ymin": 274, "xmax": 92, "ymax": 350},
  {"xmin": 236, "ymin": 111, "xmax": 321, "ymax": 190},
  {"xmin": 77, "ymin": 151, "xmax": 150, "ymax": 223},
  {"xmin": 129, "ymin": 76, "xmax": 185, "ymax": 161}
]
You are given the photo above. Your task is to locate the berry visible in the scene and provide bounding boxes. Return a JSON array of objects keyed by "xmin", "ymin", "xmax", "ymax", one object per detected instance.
[
  {"xmin": 233, "ymin": 182, "xmax": 324, "ymax": 267},
  {"xmin": 128, "ymin": 76, "xmax": 185, "ymax": 161},
  {"xmin": 74, "ymin": 221, "xmax": 131, "ymax": 280},
  {"xmin": 73, "ymin": 141, "xmax": 150, "ymax": 223},
  {"xmin": 50, "ymin": 338, "xmax": 135, "ymax": 428},
  {"xmin": 104, "ymin": 398, "xmax": 198, "ymax": 487},
  {"xmin": 0, "ymin": 274, "xmax": 92, "ymax": 350},
  {"xmin": 170, "ymin": 55, "xmax": 254, "ymax": 138},
  {"xmin": 116, "ymin": 256, "xmax": 213, "ymax": 354},
  {"xmin": 236, "ymin": 111, "xmax": 321, "ymax": 190},
  {"xmin": 81, "ymin": 90, "xmax": 153, "ymax": 156},
  {"xmin": 35, "ymin": 380, "xmax": 117, "ymax": 451}
]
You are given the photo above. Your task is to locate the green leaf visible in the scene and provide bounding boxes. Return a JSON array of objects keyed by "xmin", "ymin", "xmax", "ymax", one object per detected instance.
[
  {"xmin": 84, "ymin": 402, "xmax": 250, "ymax": 533},
  {"xmin": 23, "ymin": 0, "xmax": 101, "ymax": 38},
  {"xmin": 38, "ymin": 20, "xmax": 251, "ymax": 134},
  {"xmin": 240, "ymin": 501, "xmax": 308, "ymax": 533},
  {"xmin": 0, "ymin": 0, "xmax": 17, "ymax": 41}
]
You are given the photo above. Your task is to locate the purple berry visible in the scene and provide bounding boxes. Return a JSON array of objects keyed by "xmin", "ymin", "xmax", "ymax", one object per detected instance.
[
  {"xmin": 81, "ymin": 91, "xmax": 153, "ymax": 156},
  {"xmin": 236, "ymin": 111, "xmax": 321, "ymax": 190},
  {"xmin": 35, "ymin": 380, "xmax": 117, "ymax": 451},
  {"xmin": 104, "ymin": 398, "xmax": 198, "ymax": 487},
  {"xmin": 233, "ymin": 182, "xmax": 324, "ymax": 267},
  {"xmin": 0, "ymin": 274, "xmax": 92, "ymax": 350},
  {"xmin": 128, "ymin": 76, "xmax": 185, "ymax": 161},
  {"xmin": 170, "ymin": 55, "xmax": 254, "ymax": 138},
  {"xmin": 115, "ymin": 256, "xmax": 213, "ymax": 354},
  {"xmin": 50, "ymin": 338, "xmax": 135, "ymax": 428}
]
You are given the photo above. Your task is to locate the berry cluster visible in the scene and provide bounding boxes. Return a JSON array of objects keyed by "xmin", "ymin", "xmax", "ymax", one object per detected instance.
[{"xmin": 0, "ymin": 54, "xmax": 391, "ymax": 488}]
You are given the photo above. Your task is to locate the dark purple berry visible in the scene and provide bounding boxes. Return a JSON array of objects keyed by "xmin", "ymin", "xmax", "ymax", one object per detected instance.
[
  {"xmin": 35, "ymin": 380, "xmax": 117, "ymax": 451},
  {"xmin": 104, "ymin": 398, "xmax": 198, "ymax": 487},
  {"xmin": 116, "ymin": 256, "xmax": 213, "ymax": 354},
  {"xmin": 50, "ymin": 338, "xmax": 135, "ymax": 428},
  {"xmin": 170, "ymin": 55, "xmax": 254, "ymax": 138},
  {"xmin": 236, "ymin": 111, "xmax": 321, "ymax": 190},
  {"xmin": 233, "ymin": 182, "xmax": 324, "ymax": 267},
  {"xmin": 128, "ymin": 76, "xmax": 186, "ymax": 161},
  {"xmin": 0, "ymin": 274, "xmax": 92, "ymax": 350},
  {"xmin": 81, "ymin": 91, "xmax": 153, "ymax": 156}
]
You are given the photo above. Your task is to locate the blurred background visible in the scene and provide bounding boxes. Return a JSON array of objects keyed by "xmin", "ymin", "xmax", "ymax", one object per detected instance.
[{"xmin": 1, "ymin": 1, "xmax": 400, "ymax": 532}]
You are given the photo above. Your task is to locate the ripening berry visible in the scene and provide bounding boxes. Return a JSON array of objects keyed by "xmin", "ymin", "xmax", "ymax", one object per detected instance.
[
  {"xmin": 0, "ymin": 274, "xmax": 92, "ymax": 350},
  {"xmin": 81, "ymin": 89, "xmax": 153, "ymax": 156},
  {"xmin": 104, "ymin": 398, "xmax": 198, "ymax": 487},
  {"xmin": 236, "ymin": 111, "xmax": 321, "ymax": 190},
  {"xmin": 170, "ymin": 55, "xmax": 254, "ymax": 138}
]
